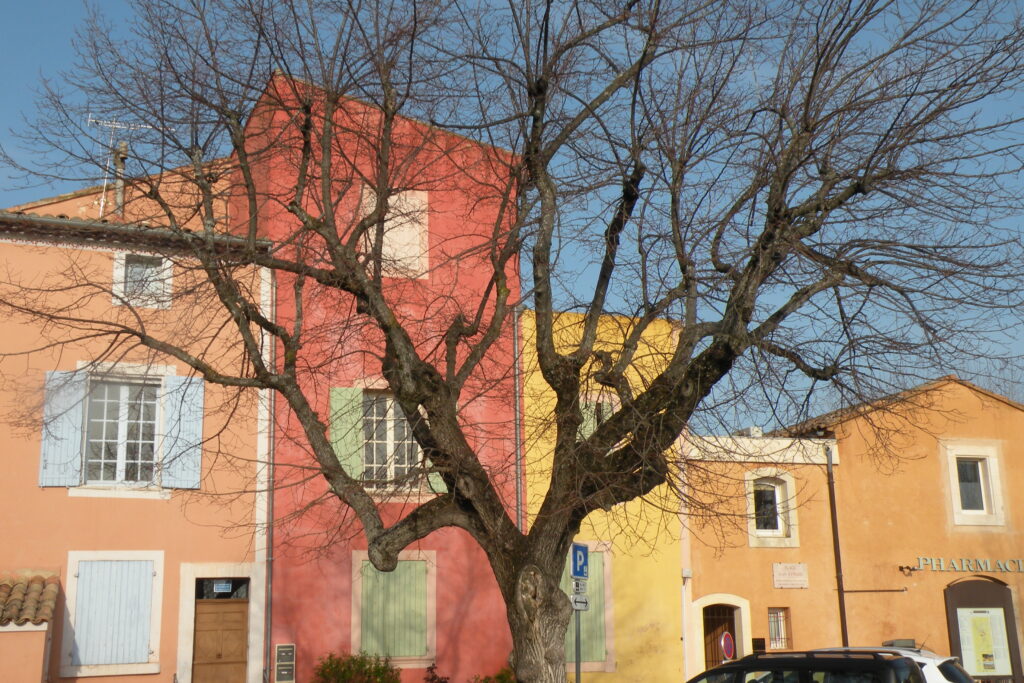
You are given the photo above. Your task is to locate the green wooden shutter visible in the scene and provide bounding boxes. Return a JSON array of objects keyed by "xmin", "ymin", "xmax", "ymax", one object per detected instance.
[
  {"xmin": 330, "ymin": 387, "xmax": 364, "ymax": 479},
  {"xmin": 579, "ymin": 400, "xmax": 598, "ymax": 439},
  {"xmin": 562, "ymin": 550, "xmax": 606, "ymax": 663},
  {"xmin": 360, "ymin": 560, "xmax": 428, "ymax": 657}
]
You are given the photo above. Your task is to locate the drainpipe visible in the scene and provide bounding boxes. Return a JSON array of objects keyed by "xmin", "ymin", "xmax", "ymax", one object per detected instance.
[
  {"xmin": 512, "ymin": 305, "xmax": 524, "ymax": 531},
  {"xmin": 262, "ymin": 266, "xmax": 278, "ymax": 682},
  {"xmin": 825, "ymin": 442, "xmax": 849, "ymax": 646}
]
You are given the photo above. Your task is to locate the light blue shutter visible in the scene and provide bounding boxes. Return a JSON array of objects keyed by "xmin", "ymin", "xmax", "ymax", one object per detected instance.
[
  {"xmin": 161, "ymin": 376, "xmax": 204, "ymax": 489},
  {"xmin": 71, "ymin": 559, "xmax": 154, "ymax": 665},
  {"xmin": 361, "ymin": 560, "xmax": 428, "ymax": 657},
  {"xmin": 330, "ymin": 387, "xmax": 364, "ymax": 477},
  {"xmin": 562, "ymin": 550, "xmax": 606, "ymax": 663},
  {"xmin": 39, "ymin": 370, "xmax": 87, "ymax": 487}
]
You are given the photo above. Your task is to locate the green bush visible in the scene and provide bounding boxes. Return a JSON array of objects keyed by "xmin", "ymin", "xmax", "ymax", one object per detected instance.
[
  {"xmin": 470, "ymin": 667, "xmax": 516, "ymax": 683},
  {"xmin": 312, "ymin": 652, "xmax": 402, "ymax": 683}
]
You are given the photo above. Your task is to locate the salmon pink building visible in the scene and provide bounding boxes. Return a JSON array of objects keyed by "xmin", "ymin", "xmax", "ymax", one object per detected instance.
[
  {"xmin": 243, "ymin": 78, "xmax": 521, "ymax": 682},
  {"xmin": 0, "ymin": 210, "xmax": 269, "ymax": 683}
]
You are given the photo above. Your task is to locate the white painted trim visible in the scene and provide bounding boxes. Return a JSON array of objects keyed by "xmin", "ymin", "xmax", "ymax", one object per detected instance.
[
  {"xmin": 0, "ymin": 622, "xmax": 49, "ymax": 633},
  {"xmin": 61, "ymin": 550, "xmax": 164, "ymax": 678},
  {"xmin": 687, "ymin": 593, "xmax": 752, "ymax": 671},
  {"xmin": 564, "ymin": 540, "xmax": 616, "ymax": 673},
  {"xmin": 175, "ymin": 562, "xmax": 266, "ymax": 683},
  {"xmin": 941, "ymin": 439, "xmax": 1006, "ymax": 527},
  {"xmin": 112, "ymin": 251, "xmax": 173, "ymax": 309},
  {"xmin": 745, "ymin": 468, "xmax": 800, "ymax": 548},
  {"xmin": 67, "ymin": 486, "xmax": 171, "ymax": 500},
  {"xmin": 76, "ymin": 361, "xmax": 177, "ymax": 377},
  {"xmin": 686, "ymin": 436, "xmax": 836, "ymax": 465},
  {"xmin": 351, "ymin": 550, "xmax": 437, "ymax": 668}
]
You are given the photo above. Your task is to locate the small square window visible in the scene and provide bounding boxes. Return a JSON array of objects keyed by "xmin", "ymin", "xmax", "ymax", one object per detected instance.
[
  {"xmin": 956, "ymin": 458, "xmax": 986, "ymax": 511},
  {"xmin": 945, "ymin": 443, "xmax": 1003, "ymax": 526},
  {"xmin": 360, "ymin": 189, "xmax": 428, "ymax": 278},
  {"xmin": 113, "ymin": 253, "xmax": 171, "ymax": 308},
  {"xmin": 746, "ymin": 469, "xmax": 799, "ymax": 548},
  {"xmin": 754, "ymin": 483, "xmax": 780, "ymax": 531}
]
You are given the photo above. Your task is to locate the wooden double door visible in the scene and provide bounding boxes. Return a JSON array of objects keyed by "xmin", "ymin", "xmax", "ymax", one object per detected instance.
[{"xmin": 192, "ymin": 579, "xmax": 249, "ymax": 683}]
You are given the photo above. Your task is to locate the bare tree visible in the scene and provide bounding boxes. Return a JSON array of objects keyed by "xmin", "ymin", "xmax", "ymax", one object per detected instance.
[{"xmin": 5, "ymin": 0, "xmax": 1024, "ymax": 680}]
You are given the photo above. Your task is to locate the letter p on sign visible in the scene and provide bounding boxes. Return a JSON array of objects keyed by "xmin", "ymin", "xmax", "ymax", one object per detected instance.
[{"xmin": 571, "ymin": 543, "xmax": 589, "ymax": 579}]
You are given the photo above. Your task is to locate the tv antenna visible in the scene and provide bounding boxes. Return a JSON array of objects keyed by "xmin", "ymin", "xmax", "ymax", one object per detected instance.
[{"xmin": 87, "ymin": 115, "xmax": 155, "ymax": 218}]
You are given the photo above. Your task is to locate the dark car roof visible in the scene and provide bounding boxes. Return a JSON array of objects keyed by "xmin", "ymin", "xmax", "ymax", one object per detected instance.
[{"xmin": 687, "ymin": 651, "xmax": 924, "ymax": 683}]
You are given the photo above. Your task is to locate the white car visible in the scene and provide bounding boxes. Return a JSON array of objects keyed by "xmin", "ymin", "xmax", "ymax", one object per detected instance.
[{"xmin": 814, "ymin": 647, "xmax": 973, "ymax": 683}]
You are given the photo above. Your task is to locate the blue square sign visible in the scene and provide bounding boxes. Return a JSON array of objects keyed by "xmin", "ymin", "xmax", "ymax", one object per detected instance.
[{"xmin": 570, "ymin": 542, "xmax": 589, "ymax": 579}]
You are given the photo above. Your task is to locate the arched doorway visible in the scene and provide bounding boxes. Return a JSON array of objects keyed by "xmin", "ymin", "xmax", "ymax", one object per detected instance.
[
  {"xmin": 703, "ymin": 604, "xmax": 737, "ymax": 669},
  {"xmin": 944, "ymin": 576, "xmax": 1022, "ymax": 683}
]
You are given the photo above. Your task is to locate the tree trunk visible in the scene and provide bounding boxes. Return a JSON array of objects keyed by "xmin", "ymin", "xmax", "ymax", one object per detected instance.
[{"xmin": 508, "ymin": 564, "xmax": 574, "ymax": 683}]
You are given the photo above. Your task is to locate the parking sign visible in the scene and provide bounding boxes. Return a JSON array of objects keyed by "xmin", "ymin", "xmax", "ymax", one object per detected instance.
[{"xmin": 571, "ymin": 543, "xmax": 588, "ymax": 579}]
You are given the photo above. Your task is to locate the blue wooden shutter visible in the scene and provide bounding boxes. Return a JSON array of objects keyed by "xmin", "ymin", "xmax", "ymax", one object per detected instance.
[
  {"xmin": 360, "ymin": 559, "xmax": 428, "ymax": 657},
  {"xmin": 562, "ymin": 550, "xmax": 607, "ymax": 663},
  {"xmin": 161, "ymin": 376, "xmax": 204, "ymax": 489},
  {"xmin": 330, "ymin": 387, "xmax": 364, "ymax": 478},
  {"xmin": 71, "ymin": 559, "xmax": 154, "ymax": 665},
  {"xmin": 39, "ymin": 370, "xmax": 87, "ymax": 487}
]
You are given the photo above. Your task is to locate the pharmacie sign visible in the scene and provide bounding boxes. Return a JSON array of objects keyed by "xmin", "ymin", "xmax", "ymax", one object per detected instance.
[{"xmin": 916, "ymin": 557, "xmax": 1024, "ymax": 573}]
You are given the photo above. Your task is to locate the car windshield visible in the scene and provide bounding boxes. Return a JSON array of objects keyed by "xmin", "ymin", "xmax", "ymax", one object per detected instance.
[{"xmin": 937, "ymin": 661, "xmax": 974, "ymax": 683}]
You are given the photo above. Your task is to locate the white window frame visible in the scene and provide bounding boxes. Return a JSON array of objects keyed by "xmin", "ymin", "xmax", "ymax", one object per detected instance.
[
  {"xmin": 745, "ymin": 468, "xmax": 799, "ymax": 548},
  {"xmin": 70, "ymin": 362, "xmax": 176, "ymax": 498},
  {"xmin": 767, "ymin": 607, "xmax": 791, "ymax": 649},
  {"xmin": 61, "ymin": 550, "xmax": 163, "ymax": 678},
  {"xmin": 943, "ymin": 440, "xmax": 1005, "ymax": 526},
  {"xmin": 350, "ymin": 549, "xmax": 437, "ymax": 668},
  {"xmin": 360, "ymin": 188, "xmax": 429, "ymax": 278},
  {"xmin": 112, "ymin": 252, "xmax": 173, "ymax": 309},
  {"xmin": 361, "ymin": 391, "xmax": 423, "ymax": 490}
]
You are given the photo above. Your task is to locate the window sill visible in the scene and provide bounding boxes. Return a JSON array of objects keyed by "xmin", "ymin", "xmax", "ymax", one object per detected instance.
[
  {"xmin": 377, "ymin": 655, "xmax": 437, "ymax": 669},
  {"xmin": 952, "ymin": 511, "xmax": 1004, "ymax": 527},
  {"xmin": 749, "ymin": 533, "xmax": 799, "ymax": 549},
  {"xmin": 61, "ymin": 662, "xmax": 159, "ymax": 677},
  {"xmin": 68, "ymin": 486, "xmax": 171, "ymax": 500}
]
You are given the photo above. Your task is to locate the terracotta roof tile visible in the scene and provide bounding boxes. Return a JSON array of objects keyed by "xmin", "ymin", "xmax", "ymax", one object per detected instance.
[{"xmin": 0, "ymin": 574, "xmax": 59, "ymax": 626}]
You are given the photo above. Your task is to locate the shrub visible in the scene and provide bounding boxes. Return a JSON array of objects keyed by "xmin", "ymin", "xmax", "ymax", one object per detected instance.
[
  {"xmin": 313, "ymin": 652, "xmax": 402, "ymax": 683},
  {"xmin": 470, "ymin": 667, "xmax": 516, "ymax": 683},
  {"xmin": 424, "ymin": 662, "xmax": 450, "ymax": 683}
]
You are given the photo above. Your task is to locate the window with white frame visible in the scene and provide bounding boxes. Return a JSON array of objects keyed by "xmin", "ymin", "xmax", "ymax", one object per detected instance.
[
  {"xmin": 767, "ymin": 607, "xmax": 791, "ymax": 649},
  {"xmin": 362, "ymin": 392, "xmax": 420, "ymax": 488},
  {"xmin": 39, "ymin": 368, "xmax": 205, "ymax": 491},
  {"xmin": 61, "ymin": 550, "xmax": 163, "ymax": 677},
  {"xmin": 328, "ymin": 387, "xmax": 445, "ymax": 494},
  {"xmin": 352, "ymin": 550, "xmax": 436, "ymax": 667},
  {"xmin": 360, "ymin": 189, "xmax": 428, "ymax": 278},
  {"xmin": 113, "ymin": 253, "xmax": 172, "ymax": 308},
  {"xmin": 754, "ymin": 480, "xmax": 782, "ymax": 533},
  {"xmin": 745, "ymin": 469, "xmax": 799, "ymax": 548},
  {"xmin": 944, "ymin": 441, "xmax": 1004, "ymax": 526},
  {"xmin": 85, "ymin": 380, "xmax": 158, "ymax": 484}
]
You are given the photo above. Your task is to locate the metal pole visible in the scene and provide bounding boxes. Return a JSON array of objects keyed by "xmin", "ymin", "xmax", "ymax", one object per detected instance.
[
  {"xmin": 826, "ymin": 444, "xmax": 849, "ymax": 646},
  {"xmin": 575, "ymin": 609, "xmax": 582, "ymax": 683}
]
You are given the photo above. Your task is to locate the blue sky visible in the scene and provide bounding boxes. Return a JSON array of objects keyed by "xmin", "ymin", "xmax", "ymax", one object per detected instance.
[{"xmin": 0, "ymin": 2, "xmax": 131, "ymax": 208}]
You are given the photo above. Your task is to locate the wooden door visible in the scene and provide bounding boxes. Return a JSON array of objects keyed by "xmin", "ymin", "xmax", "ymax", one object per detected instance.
[
  {"xmin": 193, "ymin": 599, "xmax": 248, "ymax": 683},
  {"xmin": 704, "ymin": 604, "xmax": 737, "ymax": 669}
]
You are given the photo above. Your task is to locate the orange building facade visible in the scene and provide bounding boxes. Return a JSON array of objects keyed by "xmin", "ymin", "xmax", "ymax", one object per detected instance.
[
  {"xmin": 683, "ymin": 378, "xmax": 1024, "ymax": 683},
  {"xmin": 0, "ymin": 211, "xmax": 268, "ymax": 683}
]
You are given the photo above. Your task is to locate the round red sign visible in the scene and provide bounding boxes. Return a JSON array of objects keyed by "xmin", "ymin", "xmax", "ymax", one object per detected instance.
[{"xmin": 720, "ymin": 631, "xmax": 736, "ymax": 660}]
